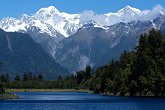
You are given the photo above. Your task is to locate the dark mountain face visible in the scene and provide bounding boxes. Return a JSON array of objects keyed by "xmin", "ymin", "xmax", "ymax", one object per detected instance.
[
  {"xmin": 0, "ymin": 29, "xmax": 68, "ymax": 79},
  {"xmin": 54, "ymin": 16, "xmax": 165, "ymax": 73},
  {"xmin": 26, "ymin": 26, "xmax": 65, "ymax": 57}
]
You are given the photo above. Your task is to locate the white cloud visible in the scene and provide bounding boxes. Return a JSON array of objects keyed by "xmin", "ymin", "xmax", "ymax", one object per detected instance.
[
  {"xmin": 80, "ymin": 10, "xmax": 95, "ymax": 22},
  {"xmin": 79, "ymin": 5, "xmax": 165, "ymax": 26}
]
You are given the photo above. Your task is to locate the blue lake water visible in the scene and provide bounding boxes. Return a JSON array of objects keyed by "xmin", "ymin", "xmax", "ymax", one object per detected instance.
[{"xmin": 0, "ymin": 92, "xmax": 165, "ymax": 110}]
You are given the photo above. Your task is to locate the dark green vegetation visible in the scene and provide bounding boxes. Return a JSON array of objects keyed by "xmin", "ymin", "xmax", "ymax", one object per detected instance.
[
  {"xmin": 0, "ymin": 92, "xmax": 18, "ymax": 100},
  {"xmin": 0, "ymin": 83, "xmax": 18, "ymax": 99},
  {"xmin": 0, "ymin": 64, "xmax": 92, "ymax": 89},
  {"xmin": 0, "ymin": 29, "xmax": 68, "ymax": 79},
  {"xmin": 84, "ymin": 29, "xmax": 165, "ymax": 96},
  {"xmin": 0, "ymin": 29, "xmax": 165, "ymax": 96}
]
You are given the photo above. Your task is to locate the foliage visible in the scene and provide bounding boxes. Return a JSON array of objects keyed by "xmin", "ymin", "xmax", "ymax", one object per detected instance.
[{"xmin": 82, "ymin": 29, "xmax": 165, "ymax": 96}]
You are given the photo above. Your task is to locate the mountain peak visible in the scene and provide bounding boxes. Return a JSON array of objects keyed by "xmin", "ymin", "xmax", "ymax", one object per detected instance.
[
  {"xmin": 36, "ymin": 6, "xmax": 60, "ymax": 16},
  {"xmin": 118, "ymin": 5, "xmax": 141, "ymax": 15},
  {"xmin": 19, "ymin": 14, "xmax": 29, "ymax": 19},
  {"xmin": 0, "ymin": 5, "xmax": 164, "ymax": 39},
  {"xmin": 47, "ymin": 6, "xmax": 59, "ymax": 12}
]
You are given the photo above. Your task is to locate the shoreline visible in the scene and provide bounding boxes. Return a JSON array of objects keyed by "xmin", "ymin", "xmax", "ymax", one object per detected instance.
[
  {"xmin": 6, "ymin": 89, "xmax": 91, "ymax": 93},
  {"xmin": 5, "ymin": 89, "xmax": 165, "ymax": 97},
  {"xmin": 0, "ymin": 92, "xmax": 19, "ymax": 99}
]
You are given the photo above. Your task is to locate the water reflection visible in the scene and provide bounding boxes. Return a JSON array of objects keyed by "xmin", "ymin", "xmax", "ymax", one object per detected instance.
[{"xmin": 0, "ymin": 92, "xmax": 164, "ymax": 110}]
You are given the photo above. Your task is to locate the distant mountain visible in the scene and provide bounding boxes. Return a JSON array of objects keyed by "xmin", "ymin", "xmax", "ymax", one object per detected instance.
[
  {"xmin": 54, "ymin": 15, "xmax": 165, "ymax": 72},
  {"xmin": 0, "ymin": 5, "xmax": 165, "ymax": 72},
  {"xmin": 0, "ymin": 29, "xmax": 68, "ymax": 79},
  {"xmin": 1, "ymin": 5, "xmax": 164, "ymax": 37},
  {"xmin": 0, "ymin": 5, "xmax": 164, "ymax": 57}
]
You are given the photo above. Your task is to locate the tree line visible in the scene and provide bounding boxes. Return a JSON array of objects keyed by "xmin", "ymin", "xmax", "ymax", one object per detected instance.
[{"xmin": 0, "ymin": 66, "xmax": 92, "ymax": 89}]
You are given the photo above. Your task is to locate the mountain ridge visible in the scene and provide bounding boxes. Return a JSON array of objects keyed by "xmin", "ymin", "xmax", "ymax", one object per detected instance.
[
  {"xmin": 54, "ymin": 15, "xmax": 165, "ymax": 72},
  {"xmin": 1, "ymin": 5, "xmax": 165, "ymax": 73},
  {"xmin": 0, "ymin": 5, "xmax": 164, "ymax": 38},
  {"xmin": 0, "ymin": 29, "xmax": 69, "ymax": 79}
]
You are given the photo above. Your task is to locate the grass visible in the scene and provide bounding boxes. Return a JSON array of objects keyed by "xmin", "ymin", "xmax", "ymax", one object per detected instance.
[
  {"xmin": 0, "ymin": 89, "xmax": 91, "ymax": 100},
  {"xmin": 0, "ymin": 92, "xmax": 19, "ymax": 100},
  {"xmin": 6, "ymin": 89, "xmax": 90, "ymax": 93}
]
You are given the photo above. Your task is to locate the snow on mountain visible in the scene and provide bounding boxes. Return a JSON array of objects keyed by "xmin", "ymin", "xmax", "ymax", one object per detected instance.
[
  {"xmin": 117, "ymin": 5, "xmax": 141, "ymax": 15},
  {"xmin": 0, "ymin": 5, "xmax": 164, "ymax": 38},
  {"xmin": 0, "ymin": 17, "xmax": 26, "ymax": 32},
  {"xmin": 0, "ymin": 6, "xmax": 82, "ymax": 38},
  {"xmin": 54, "ymin": 14, "xmax": 165, "ymax": 72},
  {"xmin": 104, "ymin": 5, "xmax": 165, "ymax": 26},
  {"xmin": 34, "ymin": 6, "xmax": 82, "ymax": 37},
  {"xmin": 0, "ymin": 5, "xmax": 165, "ymax": 72},
  {"xmin": 82, "ymin": 20, "xmax": 109, "ymax": 30}
]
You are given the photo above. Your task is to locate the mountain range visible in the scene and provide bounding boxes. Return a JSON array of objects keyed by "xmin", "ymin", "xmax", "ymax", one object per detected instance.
[{"xmin": 0, "ymin": 5, "xmax": 165, "ymax": 73}]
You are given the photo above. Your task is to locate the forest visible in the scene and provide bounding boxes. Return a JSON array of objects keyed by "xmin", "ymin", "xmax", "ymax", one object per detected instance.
[{"xmin": 0, "ymin": 29, "xmax": 165, "ymax": 96}]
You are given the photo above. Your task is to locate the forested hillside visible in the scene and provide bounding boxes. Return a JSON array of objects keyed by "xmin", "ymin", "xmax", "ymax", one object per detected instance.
[{"xmin": 82, "ymin": 29, "xmax": 165, "ymax": 96}]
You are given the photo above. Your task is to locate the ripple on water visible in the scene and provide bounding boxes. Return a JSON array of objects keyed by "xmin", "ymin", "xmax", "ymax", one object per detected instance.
[{"xmin": 0, "ymin": 92, "xmax": 165, "ymax": 110}]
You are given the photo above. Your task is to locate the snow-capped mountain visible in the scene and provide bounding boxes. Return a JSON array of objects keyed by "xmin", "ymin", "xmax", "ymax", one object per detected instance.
[
  {"xmin": 0, "ymin": 6, "xmax": 83, "ymax": 57},
  {"xmin": 34, "ymin": 6, "xmax": 82, "ymax": 37},
  {"xmin": 0, "ymin": 5, "xmax": 164, "ymax": 38},
  {"xmin": 54, "ymin": 14, "xmax": 165, "ymax": 72},
  {"xmin": 0, "ymin": 5, "xmax": 165, "ymax": 72},
  {"xmin": 0, "ymin": 6, "xmax": 82, "ymax": 38},
  {"xmin": 104, "ymin": 5, "xmax": 141, "ymax": 25}
]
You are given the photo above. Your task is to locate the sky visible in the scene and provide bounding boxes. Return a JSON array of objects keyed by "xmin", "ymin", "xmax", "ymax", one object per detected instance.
[{"xmin": 0, "ymin": 0, "xmax": 165, "ymax": 18}]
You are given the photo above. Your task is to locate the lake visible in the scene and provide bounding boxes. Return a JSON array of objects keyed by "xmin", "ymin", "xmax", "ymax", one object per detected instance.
[{"xmin": 0, "ymin": 92, "xmax": 165, "ymax": 110}]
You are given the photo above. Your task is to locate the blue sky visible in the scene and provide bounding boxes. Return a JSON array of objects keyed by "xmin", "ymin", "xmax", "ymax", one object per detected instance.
[{"xmin": 0, "ymin": 0, "xmax": 165, "ymax": 18}]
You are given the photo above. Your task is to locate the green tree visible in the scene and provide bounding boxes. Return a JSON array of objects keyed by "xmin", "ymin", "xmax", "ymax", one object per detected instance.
[
  {"xmin": 58, "ymin": 75, "xmax": 63, "ymax": 80},
  {"xmin": 129, "ymin": 80, "xmax": 138, "ymax": 96},
  {"xmin": 76, "ymin": 71, "xmax": 85, "ymax": 84},
  {"xmin": 85, "ymin": 66, "xmax": 92, "ymax": 79},
  {"xmin": 15, "ymin": 74, "xmax": 21, "ymax": 81},
  {"xmin": 0, "ymin": 83, "xmax": 5, "ymax": 93},
  {"xmin": 37, "ymin": 74, "xmax": 43, "ymax": 81},
  {"xmin": 23, "ymin": 73, "xmax": 28, "ymax": 81},
  {"xmin": 0, "ymin": 74, "xmax": 9, "ymax": 82}
]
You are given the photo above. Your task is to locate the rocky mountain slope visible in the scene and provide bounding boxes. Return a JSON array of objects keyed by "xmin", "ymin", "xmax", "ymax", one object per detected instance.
[
  {"xmin": 0, "ymin": 5, "xmax": 165, "ymax": 72},
  {"xmin": 55, "ymin": 15, "xmax": 165, "ymax": 72},
  {"xmin": 0, "ymin": 29, "xmax": 68, "ymax": 79}
]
